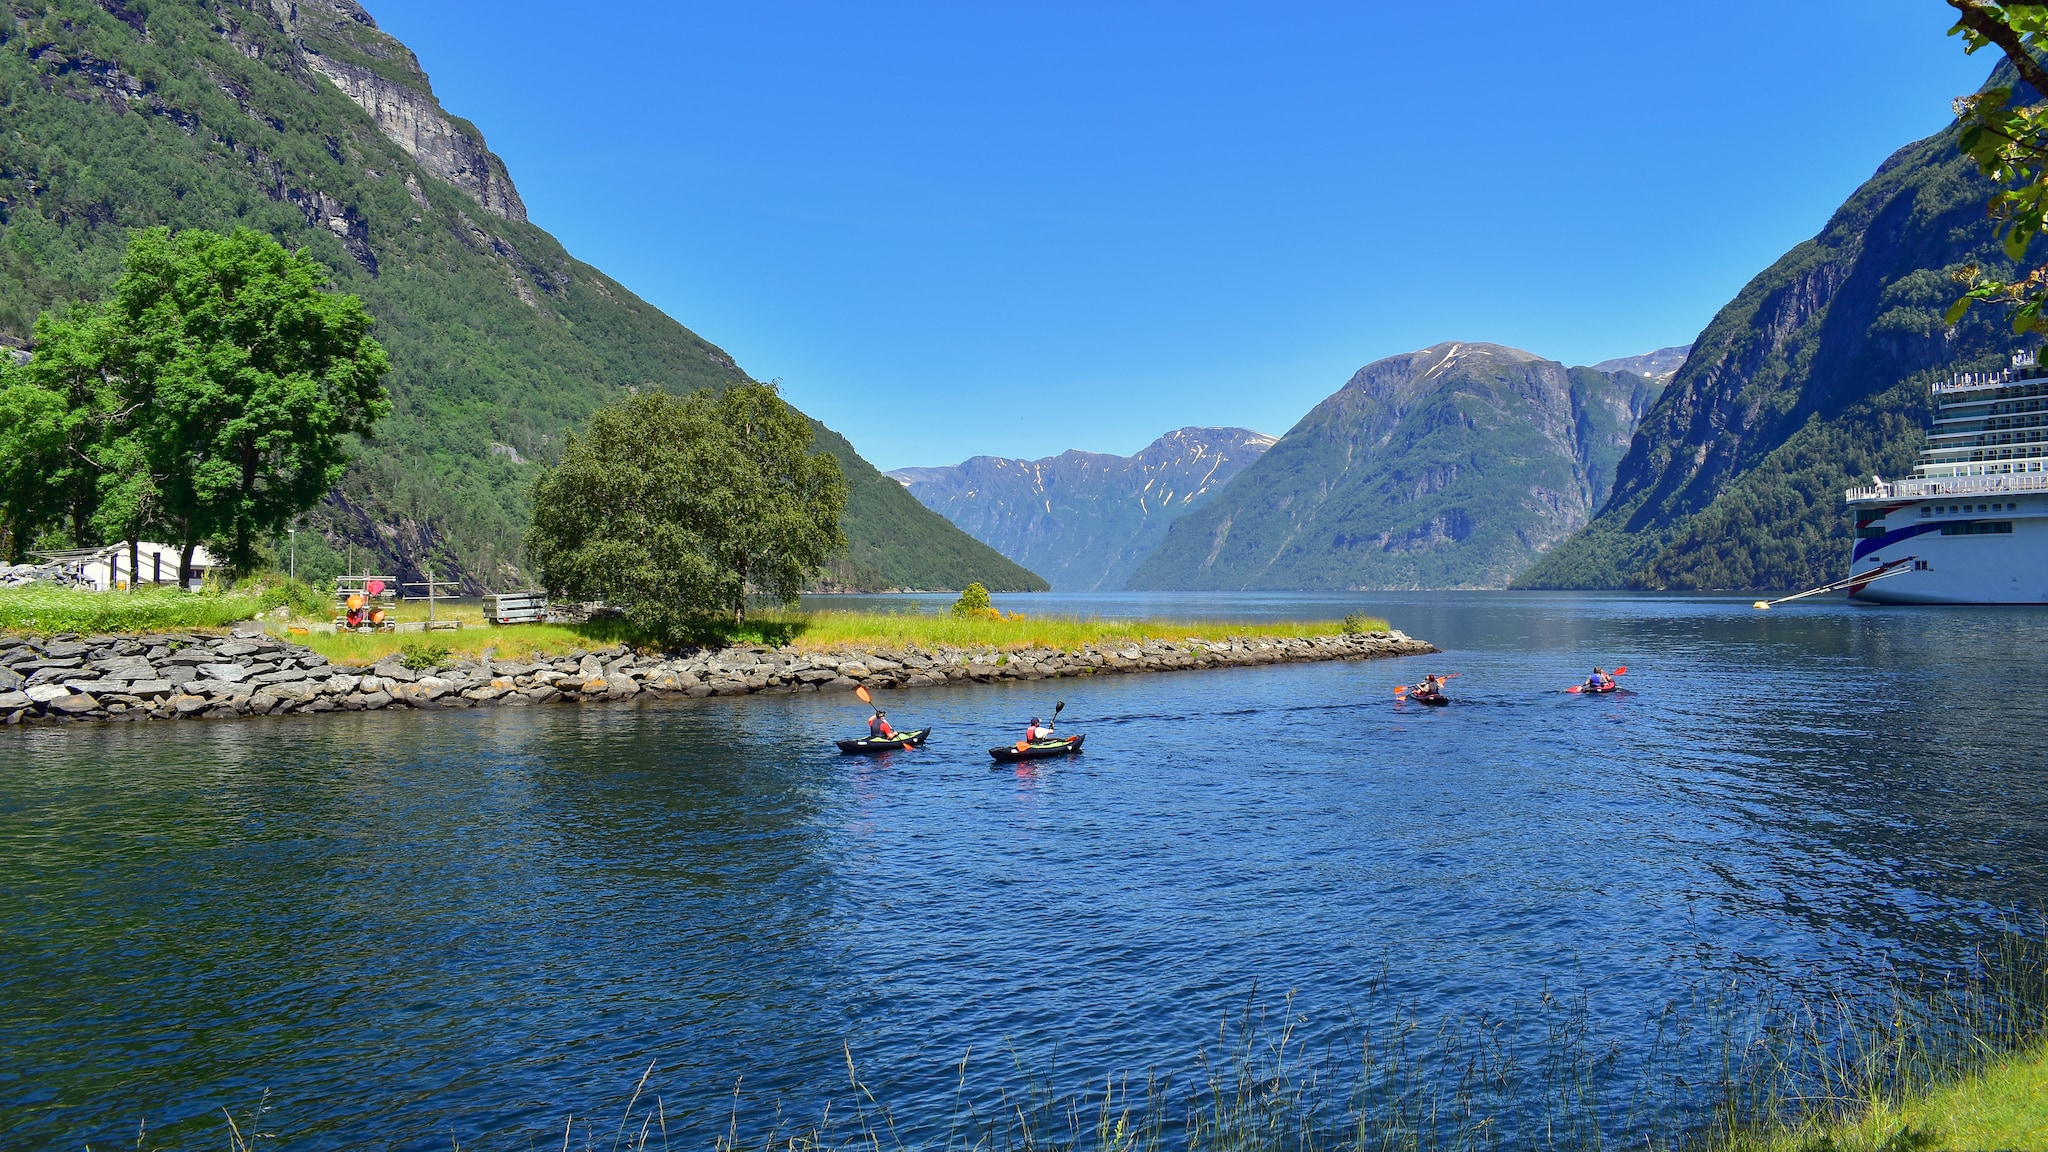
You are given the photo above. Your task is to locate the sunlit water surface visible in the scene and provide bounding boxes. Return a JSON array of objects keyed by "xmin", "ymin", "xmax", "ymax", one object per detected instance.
[{"xmin": 3, "ymin": 592, "xmax": 2046, "ymax": 1148}]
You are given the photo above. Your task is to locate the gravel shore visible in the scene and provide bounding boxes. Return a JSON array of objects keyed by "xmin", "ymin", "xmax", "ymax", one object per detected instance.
[{"xmin": 0, "ymin": 625, "xmax": 1436, "ymax": 725}]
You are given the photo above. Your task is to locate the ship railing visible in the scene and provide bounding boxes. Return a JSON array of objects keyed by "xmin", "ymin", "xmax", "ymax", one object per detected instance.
[{"xmin": 1846, "ymin": 471, "xmax": 2048, "ymax": 501}]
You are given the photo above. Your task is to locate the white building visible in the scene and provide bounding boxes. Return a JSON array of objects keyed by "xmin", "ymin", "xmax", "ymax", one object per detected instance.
[{"xmin": 31, "ymin": 542, "xmax": 217, "ymax": 591}]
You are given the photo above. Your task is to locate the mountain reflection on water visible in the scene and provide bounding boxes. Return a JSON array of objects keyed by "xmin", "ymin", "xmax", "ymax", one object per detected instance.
[{"xmin": 3, "ymin": 592, "xmax": 2045, "ymax": 1149}]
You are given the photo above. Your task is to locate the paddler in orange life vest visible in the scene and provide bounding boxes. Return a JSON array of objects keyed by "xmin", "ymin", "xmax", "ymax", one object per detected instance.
[
  {"xmin": 1025, "ymin": 715, "xmax": 1056, "ymax": 742},
  {"xmin": 868, "ymin": 709, "xmax": 894, "ymax": 739}
]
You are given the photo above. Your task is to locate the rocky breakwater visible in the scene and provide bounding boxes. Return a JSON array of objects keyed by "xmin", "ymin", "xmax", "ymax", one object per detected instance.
[{"xmin": 0, "ymin": 626, "xmax": 1434, "ymax": 726}]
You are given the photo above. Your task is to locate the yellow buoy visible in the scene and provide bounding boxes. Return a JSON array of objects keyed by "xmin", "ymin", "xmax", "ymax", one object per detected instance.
[{"xmin": 1752, "ymin": 601, "xmax": 1770, "ymax": 610}]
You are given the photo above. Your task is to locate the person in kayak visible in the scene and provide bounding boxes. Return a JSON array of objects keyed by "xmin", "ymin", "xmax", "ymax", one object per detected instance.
[
  {"xmin": 1025, "ymin": 715, "xmax": 1056, "ymax": 742},
  {"xmin": 1417, "ymin": 674, "xmax": 1447, "ymax": 698},
  {"xmin": 1585, "ymin": 668, "xmax": 1614, "ymax": 692},
  {"xmin": 868, "ymin": 709, "xmax": 895, "ymax": 739}
]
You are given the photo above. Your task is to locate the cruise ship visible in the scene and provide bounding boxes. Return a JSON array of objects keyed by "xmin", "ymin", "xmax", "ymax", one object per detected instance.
[{"xmin": 1843, "ymin": 350, "xmax": 2048, "ymax": 604}]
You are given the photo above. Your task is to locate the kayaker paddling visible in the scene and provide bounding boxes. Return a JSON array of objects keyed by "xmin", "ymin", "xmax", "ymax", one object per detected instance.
[
  {"xmin": 1394, "ymin": 672, "xmax": 1456, "ymax": 705},
  {"xmin": 835, "ymin": 684, "xmax": 931, "ymax": 754},
  {"xmin": 1565, "ymin": 665, "xmax": 1627, "ymax": 694},
  {"xmin": 990, "ymin": 701, "xmax": 1082, "ymax": 762}
]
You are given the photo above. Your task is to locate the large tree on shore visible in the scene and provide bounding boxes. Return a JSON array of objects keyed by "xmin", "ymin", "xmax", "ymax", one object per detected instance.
[
  {"xmin": 525, "ymin": 383, "xmax": 849, "ymax": 633},
  {"xmin": 106, "ymin": 227, "xmax": 391, "ymax": 582},
  {"xmin": 0, "ymin": 228, "xmax": 390, "ymax": 580},
  {"xmin": 0, "ymin": 307, "xmax": 119, "ymax": 560}
]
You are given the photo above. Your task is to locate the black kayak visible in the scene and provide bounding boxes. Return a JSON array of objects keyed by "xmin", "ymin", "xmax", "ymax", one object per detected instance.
[
  {"xmin": 1410, "ymin": 692, "xmax": 1450, "ymax": 707},
  {"xmin": 835, "ymin": 727, "xmax": 932, "ymax": 754},
  {"xmin": 989, "ymin": 734, "xmax": 1085, "ymax": 763}
]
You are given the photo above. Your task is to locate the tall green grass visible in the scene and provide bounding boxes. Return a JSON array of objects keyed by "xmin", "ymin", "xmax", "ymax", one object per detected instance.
[
  {"xmin": 0, "ymin": 585, "xmax": 263, "ymax": 635},
  {"xmin": 502, "ymin": 933, "xmax": 2048, "ymax": 1152}
]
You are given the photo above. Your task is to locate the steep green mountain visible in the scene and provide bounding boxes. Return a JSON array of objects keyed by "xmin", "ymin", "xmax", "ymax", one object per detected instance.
[
  {"xmin": 1514, "ymin": 86, "xmax": 2016, "ymax": 593},
  {"xmin": 888, "ymin": 427, "xmax": 1276, "ymax": 591},
  {"xmin": 0, "ymin": 0, "xmax": 1044, "ymax": 593},
  {"xmin": 1126, "ymin": 343, "xmax": 1663, "ymax": 590}
]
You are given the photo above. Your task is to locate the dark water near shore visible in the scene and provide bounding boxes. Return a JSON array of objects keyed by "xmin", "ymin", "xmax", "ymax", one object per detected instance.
[{"xmin": 4, "ymin": 592, "xmax": 2048, "ymax": 1149}]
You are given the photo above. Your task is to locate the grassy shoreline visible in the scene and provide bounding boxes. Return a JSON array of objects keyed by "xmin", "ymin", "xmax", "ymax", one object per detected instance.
[
  {"xmin": 1742, "ymin": 1039, "xmax": 2048, "ymax": 1150},
  {"xmin": 0, "ymin": 586, "xmax": 1387, "ymax": 667}
]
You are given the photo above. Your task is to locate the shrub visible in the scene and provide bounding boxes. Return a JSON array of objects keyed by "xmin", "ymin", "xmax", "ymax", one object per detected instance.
[
  {"xmin": 952, "ymin": 582, "xmax": 1000, "ymax": 619},
  {"xmin": 398, "ymin": 641, "xmax": 450, "ymax": 671},
  {"xmin": 1342, "ymin": 612, "xmax": 1372, "ymax": 635}
]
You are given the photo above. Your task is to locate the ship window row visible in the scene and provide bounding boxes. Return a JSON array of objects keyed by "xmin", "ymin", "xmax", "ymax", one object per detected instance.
[
  {"xmin": 1940, "ymin": 521, "xmax": 2014, "ymax": 535},
  {"xmin": 1919, "ymin": 503, "xmax": 2018, "ymax": 517}
]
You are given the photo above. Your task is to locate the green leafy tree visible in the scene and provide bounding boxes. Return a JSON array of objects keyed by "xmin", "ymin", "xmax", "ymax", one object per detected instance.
[
  {"xmin": 0, "ymin": 306, "xmax": 119, "ymax": 559},
  {"xmin": 102, "ymin": 227, "xmax": 391, "ymax": 581},
  {"xmin": 1946, "ymin": 1, "xmax": 2048, "ymax": 329},
  {"xmin": 526, "ymin": 383, "xmax": 849, "ymax": 635},
  {"xmin": 698, "ymin": 382, "xmax": 849, "ymax": 625},
  {"xmin": 525, "ymin": 391, "xmax": 730, "ymax": 636}
]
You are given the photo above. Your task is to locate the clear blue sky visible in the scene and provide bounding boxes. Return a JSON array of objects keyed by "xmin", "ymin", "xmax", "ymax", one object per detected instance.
[{"xmin": 375, "ymin": 1, "xmax": 1990, "ymax": 471}]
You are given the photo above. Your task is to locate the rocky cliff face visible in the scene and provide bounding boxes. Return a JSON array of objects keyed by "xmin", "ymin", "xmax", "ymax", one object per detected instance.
[
  {"xmin": 1127, "ymin": 343, "xmax": 1663, "ymax": 590},
  {"xmin": 1515, "ymin": 78, "xmax": 2019, "ymax": 593},
  {"xmin": 271, "ymin": 0, "xmax": 527, "ymax": 222},
  {"xmin": 889, "ymin": 427, "xmax": 1274, "ymax": 591}
]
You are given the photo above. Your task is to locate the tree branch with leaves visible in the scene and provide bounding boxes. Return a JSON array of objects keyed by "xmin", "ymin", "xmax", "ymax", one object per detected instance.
[{"xmin": 1946, "ymin": 0, "xmax": 2048, "ymax": 330}]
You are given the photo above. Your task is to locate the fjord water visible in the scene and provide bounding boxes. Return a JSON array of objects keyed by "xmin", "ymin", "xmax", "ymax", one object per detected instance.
[{"xmin": 5, "ymin": 592, "xmax": 2048, "ymax": 1149}]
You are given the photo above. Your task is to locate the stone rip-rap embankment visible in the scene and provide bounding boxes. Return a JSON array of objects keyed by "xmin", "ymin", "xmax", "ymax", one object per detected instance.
[{"xmin": 0, "ymin": 626, "xmax": 1436, "ymax": 725}]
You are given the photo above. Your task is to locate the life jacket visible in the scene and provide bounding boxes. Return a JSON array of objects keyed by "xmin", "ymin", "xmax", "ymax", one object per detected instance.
[
  {"xmin": 1027, "ymin": 724, "xmax": 1052, "ymax": 742},
  {"xmin": 869, "ymin": 716, "xmax": 892, "ymax": 737}
]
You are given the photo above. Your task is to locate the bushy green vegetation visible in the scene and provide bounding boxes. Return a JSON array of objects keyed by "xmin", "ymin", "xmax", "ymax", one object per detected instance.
[
  {"xmin": 950, "ymin": 581, "xmax": 995, "ymax": 617},
  {"xmin": 0, "ymin": 227, "xmax": 389, "ymax": 574},
  {"xmin": 1130, "ymin": 347, "xmax": 1661, "ymax": 590},
  {"xmin": 1517, "ymin": 74, "xmax": 2020, "ymax": 592},
  {"xmin": 526, "ymin": 387, "xmax": 848, "ymax": 630},
  {"xmin": 0, "ymin": 0, "xmax": 1042, "ymax": 593}
]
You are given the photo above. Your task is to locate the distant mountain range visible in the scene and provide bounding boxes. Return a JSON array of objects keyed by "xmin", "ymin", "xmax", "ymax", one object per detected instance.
[
  {"xmin": 0, "ymin": 0, "xmax": 1043, "ymax": 593},
  {"xmin": 900, "ymin": 65, "xmax": 2023, "ymax": 600},
  {"xmin": 1590, "ymin": 345, "xmax": 1692, "ymax": 382},
  {"xmin": 1516, "ymin": 68, "xmax": 2013, "ymax": 592},
  {"xmin": 888, "ymin": 428, "xmax": 1275, "ymax": 591},
  {"xmin": 1127, "ymin": 344, "xmax": 1663, "ymax": 590}
]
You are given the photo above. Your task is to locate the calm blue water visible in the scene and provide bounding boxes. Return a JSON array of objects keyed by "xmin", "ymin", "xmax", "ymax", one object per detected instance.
[{"xmin": 4, "ymin": 592, "xmax": 2047, "ymax": 1149}]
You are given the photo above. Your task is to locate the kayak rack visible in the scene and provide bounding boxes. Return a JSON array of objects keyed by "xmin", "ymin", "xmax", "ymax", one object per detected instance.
[{"xmin": 1752, "ymin": 556, "xmax": 1914, "ymax": 610}]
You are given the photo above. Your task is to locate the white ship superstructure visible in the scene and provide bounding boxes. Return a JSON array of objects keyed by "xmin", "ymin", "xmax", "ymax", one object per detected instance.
[{"xmin": 1844, "ymin": 350, "xmax": 2048, "ymax": 604}]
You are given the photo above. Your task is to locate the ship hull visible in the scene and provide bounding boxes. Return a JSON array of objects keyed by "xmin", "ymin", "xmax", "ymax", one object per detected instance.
[{"xmin": 1847, "ymin": 509, "xmax": 2048, "ymax": 604}]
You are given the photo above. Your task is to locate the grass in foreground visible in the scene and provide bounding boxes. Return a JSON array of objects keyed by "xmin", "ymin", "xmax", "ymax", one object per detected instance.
[
  {"xmin": 0, "ymin": 585, "xmax": 266, "ymax": 635},
  {"xmin": 1743, "ymin": 1040, "xmax": 2048, "ymax": 1152}
]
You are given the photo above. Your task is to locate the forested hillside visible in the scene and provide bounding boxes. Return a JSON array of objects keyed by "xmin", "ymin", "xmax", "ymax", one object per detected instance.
[
  {"xmin": 1128, "ymin": 343, "xmax": 1661, "ymax": 590},
  {"xmin": 0, "ymin": 0, "xmax": 1043, "ymax": 592},
  {"xmin": 1516, "ymin": 78, "xmax": 2018, "ymax": 593},
  {"xmin": 889, "ymin": 427, "xmax": 1275, "ymax": 591}
]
